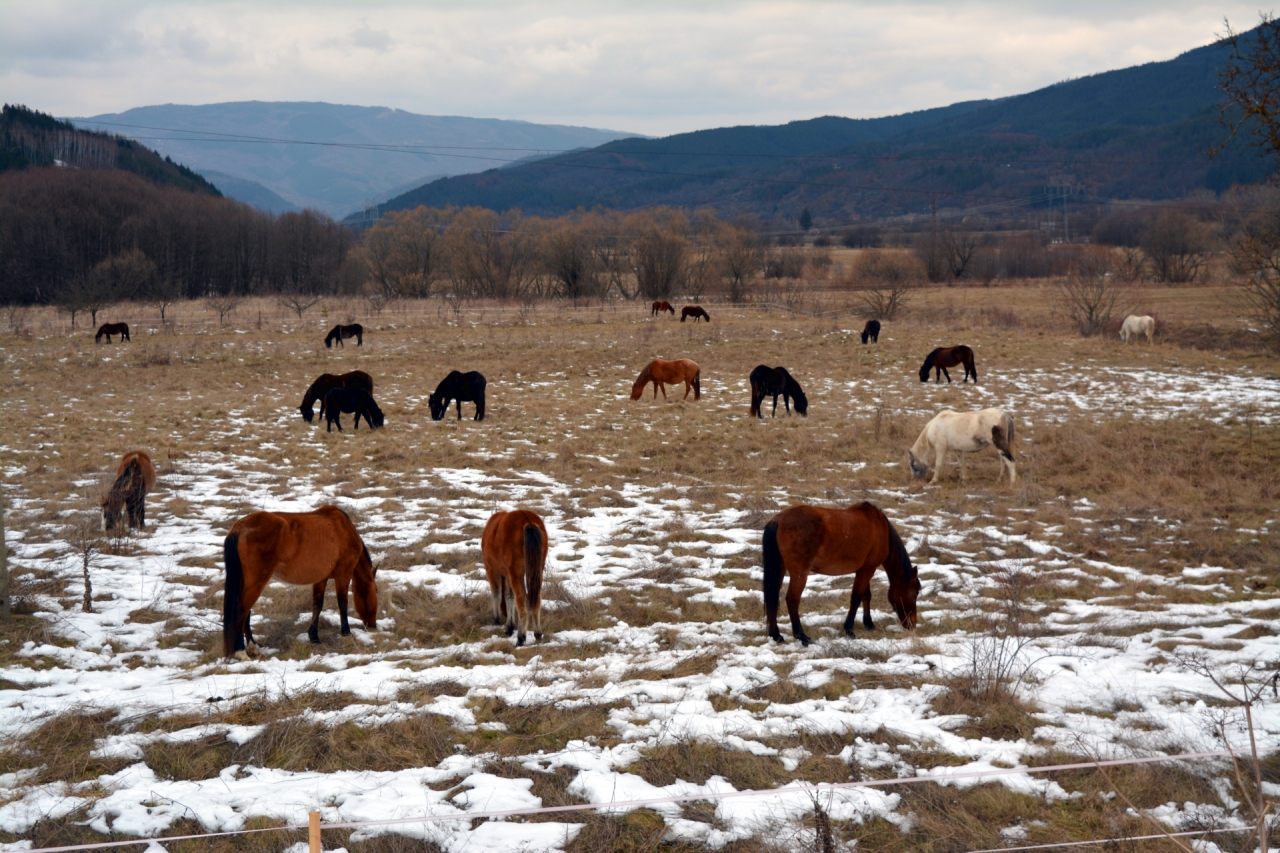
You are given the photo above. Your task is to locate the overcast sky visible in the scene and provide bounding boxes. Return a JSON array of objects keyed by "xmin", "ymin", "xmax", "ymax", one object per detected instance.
[{"xmin": 0, "ymin": 1, "xmax": 1263, "ymax": 137}]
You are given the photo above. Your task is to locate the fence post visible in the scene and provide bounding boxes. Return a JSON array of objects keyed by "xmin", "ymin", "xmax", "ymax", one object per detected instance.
[{"xmin": 309, "ymin": 811, "xmax": 321, "ymax": 853}]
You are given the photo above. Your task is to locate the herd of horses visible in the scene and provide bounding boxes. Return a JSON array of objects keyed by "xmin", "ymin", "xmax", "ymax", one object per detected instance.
[
  {"xmin": 90, "ymin": 301, "xmax": 1178, "ymax": 660},
  {"xmin": 650, "ymin": 301, "xmax": 711, "ymax": 322}
]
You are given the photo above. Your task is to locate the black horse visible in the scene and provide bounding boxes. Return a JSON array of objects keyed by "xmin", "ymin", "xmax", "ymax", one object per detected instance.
[
  {"xmin": 749, "ymin": 365, "xmax": 808, "ymax": 419},
  {"xmin": 325, "ymin": 324, "xmax": 364, "ymax": 348},
  {"xmin": 323, "ymin": 388, "xmax": 384, "ymax": 432},
  {"xmin": 300, "ymin": 371, "xmax": 374, "ymax": 423},
  {"xmin": 919, "ymin": 345, "xmax": 978, "ymax": 383},
  {"xmin": 429, "ymin": 370, "xmax": 487, "ymax": 421},
  {"xmin": 861, "ymin": 320, "xmax": 881, "ymax": 344}
]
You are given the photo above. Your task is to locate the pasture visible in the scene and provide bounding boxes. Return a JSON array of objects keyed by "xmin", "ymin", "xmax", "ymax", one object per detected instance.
[{"xmin": 1, "ymin": 285, "xmax": 1279, "ymax": 853}]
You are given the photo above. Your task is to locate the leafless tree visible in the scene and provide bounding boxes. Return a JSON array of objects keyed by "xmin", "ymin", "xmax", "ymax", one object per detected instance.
[
  {"xmin": 364, "ymin": 206, "xmax": 449, "ymax": 300},
  {"xmin": 443, "ymin": 207, "xmax": 535, "ymax": 300},
  {"xmin": 1230, "ymin": 214, "xmax": 1280, "ymax": 351},
  {"xmin": 943, "ymin": 230, "xmax": 980, "ymax": 279},
  {"xmin": 1115, "ymin": 246, "xmax": 1147, "ymax": 282},
  {"xmin": 207, "ymin": 294, "xmax": 243, "ymax": 326},
  {"xmin": 276, "ymin": 291, "xmax": 322, "ymax": 320},
  {"xmin": 147, "ymin": 277, "xmax": 181, "ymax": 324},
  {"xmin": 542, "ymin": 219, "xmax": 602, "ymax": 303},
  {"xmin": 719, "ymin": 227, "xmax": 765, "ymax": 302},
  {"xmin": 849, "ymin": 249, "xmax": 922, "ymax": 320},
  {"xmin": 1056, "ymin": 249, "xmax": 1122, "ymax": 336},
  {"xmin": 66, "ymin": 512, "xmax": 103, "ymax": 614},
  {"xmin": 1140, "ymin": 210, "xmax": 1210, "ymax": 283},
  {"xmin": 631, "ymin": 212, "xmax": 688, "ymax": 299}
]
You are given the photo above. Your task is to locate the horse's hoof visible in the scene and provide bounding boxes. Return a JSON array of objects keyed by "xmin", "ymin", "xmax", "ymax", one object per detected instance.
[
  {"xmin": 505, "ymin": 625, "xmax": 515, "ymax": 637},
  {"xmin": 796, "ymin": 634, "xmax": 812, "ymax": 646},
  {"xmin": 534, "ymin": 632, "xmax": 543, "ymax": 642},
  {"xmin": 769, "ymin": 632, "xmax": 785, "ymax": 643},
  {"xmin": 233, "ymin": 650, "xmax": 250, "ymax": 662},
  {"xmin": 516, "ymin": 634, "xmax": 526, "ymax": 647},
  {"xmin": 864, "ymin": 619, "xmax": 876, "ymax": 630},
  {"xmin": 340, "ymin": 628, "xmax": 351, "ymax": 637},
  {"xmin": 843, "ymin": 626, "xmax": 856, "ymax": 638}
]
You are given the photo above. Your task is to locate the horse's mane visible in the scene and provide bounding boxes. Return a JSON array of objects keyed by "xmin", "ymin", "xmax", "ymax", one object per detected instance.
[
  {"xmin": 635, "ymin": 362, "xmax": 653, "ymax": 385},
  {"xmin": 922, "ymin": 348, "xmax": 941, "ymax": 368},
  {"xmin": 884, "ymin": 517, "xmax": 915, "ymax": 583}
]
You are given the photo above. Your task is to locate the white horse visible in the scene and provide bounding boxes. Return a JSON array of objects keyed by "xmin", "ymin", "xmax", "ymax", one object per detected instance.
[
  {"xmin": 1120, "ymin": 314, "xmax": 1155, "ymax": 344},
  {"xmin": 908, "ymin": 408, "xmax": 1017, "ymax": 485}
]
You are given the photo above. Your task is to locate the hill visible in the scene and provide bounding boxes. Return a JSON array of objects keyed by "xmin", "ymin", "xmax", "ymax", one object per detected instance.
[
  {"xmin": 200, "ymin": 170, "xmax": 301, "ymax": 215},
  {"xmin": 74, "ymin": 102, "xmax": 641, "ymax": 217},
  {"xmin": 1, "ymin": 104, "xmax": 220, "ymax": 196},
  {"xmin": 370, "ymin": 36, "xmax": 1271, "ymax": 225}
]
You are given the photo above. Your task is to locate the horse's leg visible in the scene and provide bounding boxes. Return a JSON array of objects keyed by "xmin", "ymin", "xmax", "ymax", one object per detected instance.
[
  {"xmin": 942, "ymin": 366, "xmax": 952, "ymax": 383},
  {"xmin": 489, "ymin": 573, "xmax": 505, "ymax": 624},
  {"xmin": 236, "ymin": 575, "xmax": 271, "ymax": 660},
  {"xmin": 509, "ymin": 573, "xmax": 531, "ymax": 646},
  {"xmin": 309, "ymin": 580, "xmax": 326, "ymax": 643},
  {"xmin": 930, "ymin": 442, "xmax": 946, "ymax": 485},
  {"xmin": 784, "ymin": 571, "xmax": 813, "ymax": 646},
  {"xmin": 659, "ymin": 382, "xmax": 668, "ymax": 401},
  {"xmin": 959, "ymin": 451, "xmax": 966, "ymax": 481},
  {"xmin": 243, "ymin": 610, "xmax": 257, "ymax": 655},
  {"xmin": 336, "ymin": 576, "xmax": 351, "ymax": 636},
  {"xmin": 456, "ymin": 399, "xmax": 463, "ymax": 420},
  {"xmin": 683, "ymin": 380, "xmax": 692, "ymax": 400}
]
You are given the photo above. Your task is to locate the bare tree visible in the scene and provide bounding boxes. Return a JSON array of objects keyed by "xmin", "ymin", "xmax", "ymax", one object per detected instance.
[
  {"xmin": 147, "ymin": 277, "xmax": 181, "ymax": 324},
  {"xmin": 1230, "ymin": 215, "xmax": 1280, "ymax": 351},
  {"xmin": 1140, "ymin": 211, "xmax": 1210, "ymax": 283},
  {"xmin": 443, "ymin": 207, "xmax": 535, "ymax": 300},
  {"xmin": 630, "ymin": 212, "xmax": 688, "ymax": 300},
  {"xmin": 363, "ymin": 206, "xmax": 449, "ymax": 300},
  {"xmin": 719, "ymin": 227, "xmax": 764, "ymax": 302},
  {"xmin": 66, "ymin": 512, "xmax": 103, "ymax": 614},
  {"xmin": 849, "ymin": 249, "xmax": 922, "ymax": 320},
  {"xmin": 1115, "ymin": 246, "xmax": 1147, "ymax": 282},
  {"xmin": 277, "ymin": 291, "xmax": 322, "ymax": 320},
  {"xmin": 207, "ymin": 294, "xmax": 243, "ymax": 326},
  {"xmin": 943, "ymin": 230, "xmax": 980, "ymax": 279},
  {"xmin": 542, "ymin": 219, "xmax": 602, "ymax": 303},
  {"xmin": 1056, "ymin": 249, "xmax": 1121, "ymax": 336}
]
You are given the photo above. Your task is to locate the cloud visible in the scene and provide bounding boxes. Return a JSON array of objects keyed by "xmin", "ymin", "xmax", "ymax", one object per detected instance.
[{"xmin": 0, "ymin": 0, "xmax": 1260, "ymax": 136}]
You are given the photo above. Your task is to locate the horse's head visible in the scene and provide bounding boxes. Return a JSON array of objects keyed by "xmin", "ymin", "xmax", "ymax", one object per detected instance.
[
  {"xmin": 918, "ymin": 360, "xmax": 932, "ymax": 382},
  {"xmin": 428, "ymin": 394, "xmax": 445, "ymax": 421},
  {"xmin": 889, "ymin": 572, "xmax": 922, "ymax": 630},
  {"xmin": 354, "ymin": 549, "xmax": 379, "ymax": 630},
  {"xmin": 369, "ymin": 402, "xmax": 385, "ymax": 428},
  {"xmin": 907, "ymin": 450, "xmax": 928, "ymax": 479},
  {"xmin": 793, "ymin": 390, "xmax": 808, "ymax": 416},
  {"xmin": 861, "ymin": 331, "xmax": 869, "ymax": 344},
  {"xmin": 300, "ymin": 404, "xmax": 315, "ymax": 423}
]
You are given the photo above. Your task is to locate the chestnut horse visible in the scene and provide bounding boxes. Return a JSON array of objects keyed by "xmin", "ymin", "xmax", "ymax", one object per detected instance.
[
  {"xmin": 101, "ymin": 450, "xmax": 156, "ymax": 531},
  {"xmin": 481, "ymin": 509, "xmax": 548, "ymax": 646},
  {"xmin": 651, "ymin": 301, "xmax": 675, "ymax": 316},
  {"xmin": 762, "ymin": 502, "xmax": 920, "ymax": 645},
  {"xmin": 325, "ymin": 323, "xmax": 364, "ymax": 348},
  {"xmin": 631, "ymin": 358, "xmax": 701, "ymax": 401},
  {"xmin": 222, "ymin": 505, "xmax": 378, "ymax": 660},
  {"xmin": 919, "ymin": 345, "xmax": 977, "ymax": 383},
  {"xmin": 95, "ymin": 323, "xmax": 130, "ymax": 343},
  {"xmin": 300, "ymin": 371, "xmax": 374, "ymax": 422},
  {"xmin": 681, "ymin": 306, "xmax": 710, "ymax": 323}
]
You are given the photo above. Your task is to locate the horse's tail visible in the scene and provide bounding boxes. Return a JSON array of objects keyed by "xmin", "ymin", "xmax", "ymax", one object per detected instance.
[
  {"xmin": 222, "ymin": 532, "xmax": 243, "ymax": 658},
  {"xmin": 967, "ymin": 347, "xmax": 978, "ymax": 381},
  {"xmin": 994, "ymin": 414, "xmax": 1015, "ymax": 461},
  {"xmin": 762, "ymin": 520, "xmax": 783, "ymax": 613},
  {"xmin": 749, "ymin": 381, "xmax": 760, "ymax": 417},
  {"xmin": 524, "ymin": 524, "xmax": 543, "ymax": 609},
  {"xmin": 693, "ymin": 368, "xmax": 701, "ymax": 400}
]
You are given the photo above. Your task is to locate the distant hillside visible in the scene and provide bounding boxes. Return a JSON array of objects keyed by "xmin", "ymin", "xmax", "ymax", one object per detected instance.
[
  {"xmin": 201, "ymin": 169, "xmax": 300, "ymax": 215},
  {"xmin": 371, "ymin": 35, "xmax": 1270, "ymax": 224},
  {"xmin": 75, "ymin": 102, "xmax": 641, "ymax": 217},
  {"xmin": 1, "ymin": 104, "xmax": 220, "ymax": 196}
]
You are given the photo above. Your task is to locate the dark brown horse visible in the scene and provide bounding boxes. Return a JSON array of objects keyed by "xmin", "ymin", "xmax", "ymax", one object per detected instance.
[
  {"xmin": 762, "ymin": 502, "xmax": 920, "ymax": 645},
  {"xmin": 749, "ymin": 365, "xmax": 808, "ymax": 419},
  {"xmin": 861, "ymin": 320, "xmax": 880, "ymax": 344},
  {"xmin": 919, "ymin": 345, "xmax": 977, "ymax": 383},
  {"xmin": 651, "ymin": 301, "xmax": 675, "ymax": 316},
  {"xmin": 222, "ymin": 506, "xmax": 378, "ymax": 660},
  {"xmin": 95, "ymin": 323, "xmax": 130, "ymax": 343},
  {"xmin": 325, "ymin": 323, "xmax": 364, "ymax": 348},
  {"xmin": 101, "ymin": 450, "xmax": 156, "ymax": 531},
  {"xmin": 681, "ymin": 306, "xmax": 711, "ymax": 323},
  {"xmin": 630, "ymin": 358, "xmax": 701, "ymax": 401},
  {"xmin": 300, "ymin": 371, "xmax": 374, "ymax": 422},
  {"xmin": 481, "ymin": 509, "xmax": 548, "ymax": 646}
]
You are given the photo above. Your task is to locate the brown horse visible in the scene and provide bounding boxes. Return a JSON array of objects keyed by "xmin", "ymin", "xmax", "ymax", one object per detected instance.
[
  {"xmin": 919, "ymin": 345, "xmax": 977, "ymax": 383},
  {"xmin": 651, "ymin": 301, "xmax": 675, "ymax": 316},
  {"xmin": 681, "ymin": 306, "xmax": 711, "ymax": 323},
  {"xmin": 101, "ymin": 450, "xmax": 156, "ymax": 531},
  {"xmin": 630, "ymin": 358, "xmax": 701, "ymax": 401},
  {"xmin": 222, "ymin": 506, "xmax": 378, "ymax": 660},
  {"xmin": 762, "ymin": 502, "xmax": 920, "ymax": 646},
  {"xmin": 299, "ymin": 370, "xmax": 374, "ymax": 422},
  {"xmin": 481, "ymin": 509, "xmax": 548, "ymax": 646},
  {"xmin": 95, "ymin": 323, "xmax": 130, "ymax": 343}
]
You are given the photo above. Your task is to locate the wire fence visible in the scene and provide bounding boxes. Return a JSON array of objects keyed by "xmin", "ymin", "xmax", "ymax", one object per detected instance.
[{"xmin": 19, "ymin": 749, "xmax": 1253, "ymax": 853}]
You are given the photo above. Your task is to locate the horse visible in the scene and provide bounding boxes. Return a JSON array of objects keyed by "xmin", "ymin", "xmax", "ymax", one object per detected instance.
[
  {"xmin": 908, "ymin": 408, "xmax": 1016, "ymax": 485},
  {"xmin": 861, "ymin": 320, "xmax": 880, "ymax": 344},
  {"xmin": 95, "ymin": 323, "xmax": 130, "ymax": 344},
  {"xmin": 101, "ymin": 450, "xmax": 156, "ymax": 531},
  {"xmin": 481, "ymin": 509, "xmax": 548, "ymax": 646},
  {"xmin": 651, "ymin": 301, "xmax": 675, "ymax": 317},
  {"xmin": 1120, "ymin": 314, "xmax": 1155, "ymax": 344},
  {"xmin": 222, "ymin": 505, "xmax": 378, "ymax": 660},
  {"xmin": 300, "ymin": 371, "xmax": 374, "ymax": 423},
  {"xmin": 630, "ymin": 358, "xmax": 701, "ymax": 401},
  {"xmin": 749, "ymin": 365, "xmax": 808, "ymax": 419},
  {"xmin": 325, "ymin": 323, "xmax": 364, "ymax": 348},
  {"xmin": 762, "ymin": 502, "xmax": 920, "ymax": 646},
  {"xmin": 919, "ymin": 345, "xmax": 977, "ymax": 383},
  {"xmin": 323, "ymin": 388, "xmax": 385, "ymax": 432},
  {"xmin": 681, "ymin": 306, "xmax": 711, "ymax": 323},
  {"xmin": 429, "ymin": 370, "xmax": 487, "ymax": 421}
]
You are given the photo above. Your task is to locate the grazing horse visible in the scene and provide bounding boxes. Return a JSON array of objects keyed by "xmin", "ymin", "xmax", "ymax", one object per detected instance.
[
  {"xmin": 429, "ymin": 370, "xmax": 487, "ymax": 421},
  {"xmin": 325, "ymin": 323, "xmax": 364, "ymax": 348},
  {"xmin": 481, "ymin": 509, "xmax": 548, "ymax": 646},
  {"xmin": 630, "ymin": 358, "xmax": 701, "ymax": 401},
  {"xmin": 1120, "ymin": 314, "xmax": 1155, "ymax": 344},
  {"xmin": 651, "ymin": 301, "xmax": 675, "ymax": 316},
  {"xmin": 222, "ymin": 505, "xmax": 378, "ymax": 660},
  {"xmin": 323, "ymin": 388, "xmax": 384, "ymax": 432},
  {"xmin": 762, "ymin": 502, "xmax": 920, "ymax": 646},
  {"xmin": 681, "ymin": 306, "xmax": 711, "ymax": 323},
  {"xmin": 300, "ymin": 371, "xmax": 374, "ymax": 423},
  {"xmin": 95, "ymin": 323, "xmax": 130, "ymax": 344},
  {"xmin": 861, "ymin": 320, "xmax": 881, "ymax": 344},
  {"xmin": 749, "ymin": 365, "xmax": 808, "ymax": 418},
  {"xmin": 101, "ymin": 450, "xmax": 156, "ymax": 531},
  {"xmin": 919, "ymin": 345, "xmax": 977, "ymax": 383},
  {"xmin": 908, "ymin": 408, "xmax": 1016, "ymax": 485}
]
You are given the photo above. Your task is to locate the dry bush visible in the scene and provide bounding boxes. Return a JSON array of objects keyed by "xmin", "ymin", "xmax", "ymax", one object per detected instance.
[
  {"xmin": 1055, "ymin": 249, "xmax": 1123, "ymax": 336},
  {"xmin": 847, "ymin": 250, "xmax": 922, "ymax": 320}
]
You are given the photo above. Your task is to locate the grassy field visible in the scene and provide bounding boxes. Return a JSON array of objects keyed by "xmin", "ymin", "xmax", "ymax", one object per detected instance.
[{"xmin": 2, "ymin": 283, "xmax": 1279, "ymax": 852}]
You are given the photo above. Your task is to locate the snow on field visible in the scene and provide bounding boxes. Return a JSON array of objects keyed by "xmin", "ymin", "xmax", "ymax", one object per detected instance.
[{"xmin": 1, "ymin": 355, "xmax": 1278, "ymax": 850}]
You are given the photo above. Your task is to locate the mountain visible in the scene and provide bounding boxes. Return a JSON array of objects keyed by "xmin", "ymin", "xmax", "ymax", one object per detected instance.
[
  {"xmin": 74, "ymin": 102, "xmax": 640, "ymax": 217},
  {"xmin": 200, "ymin": 169, "xmax": 300, "ymax": 215},
  {"xmin": 370, "ymin": 36, "xmax": 1271, "ymax": 224},
  {"xmin": 1, "ymin": 104, "xmax": 220, "ymax": 196}
]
